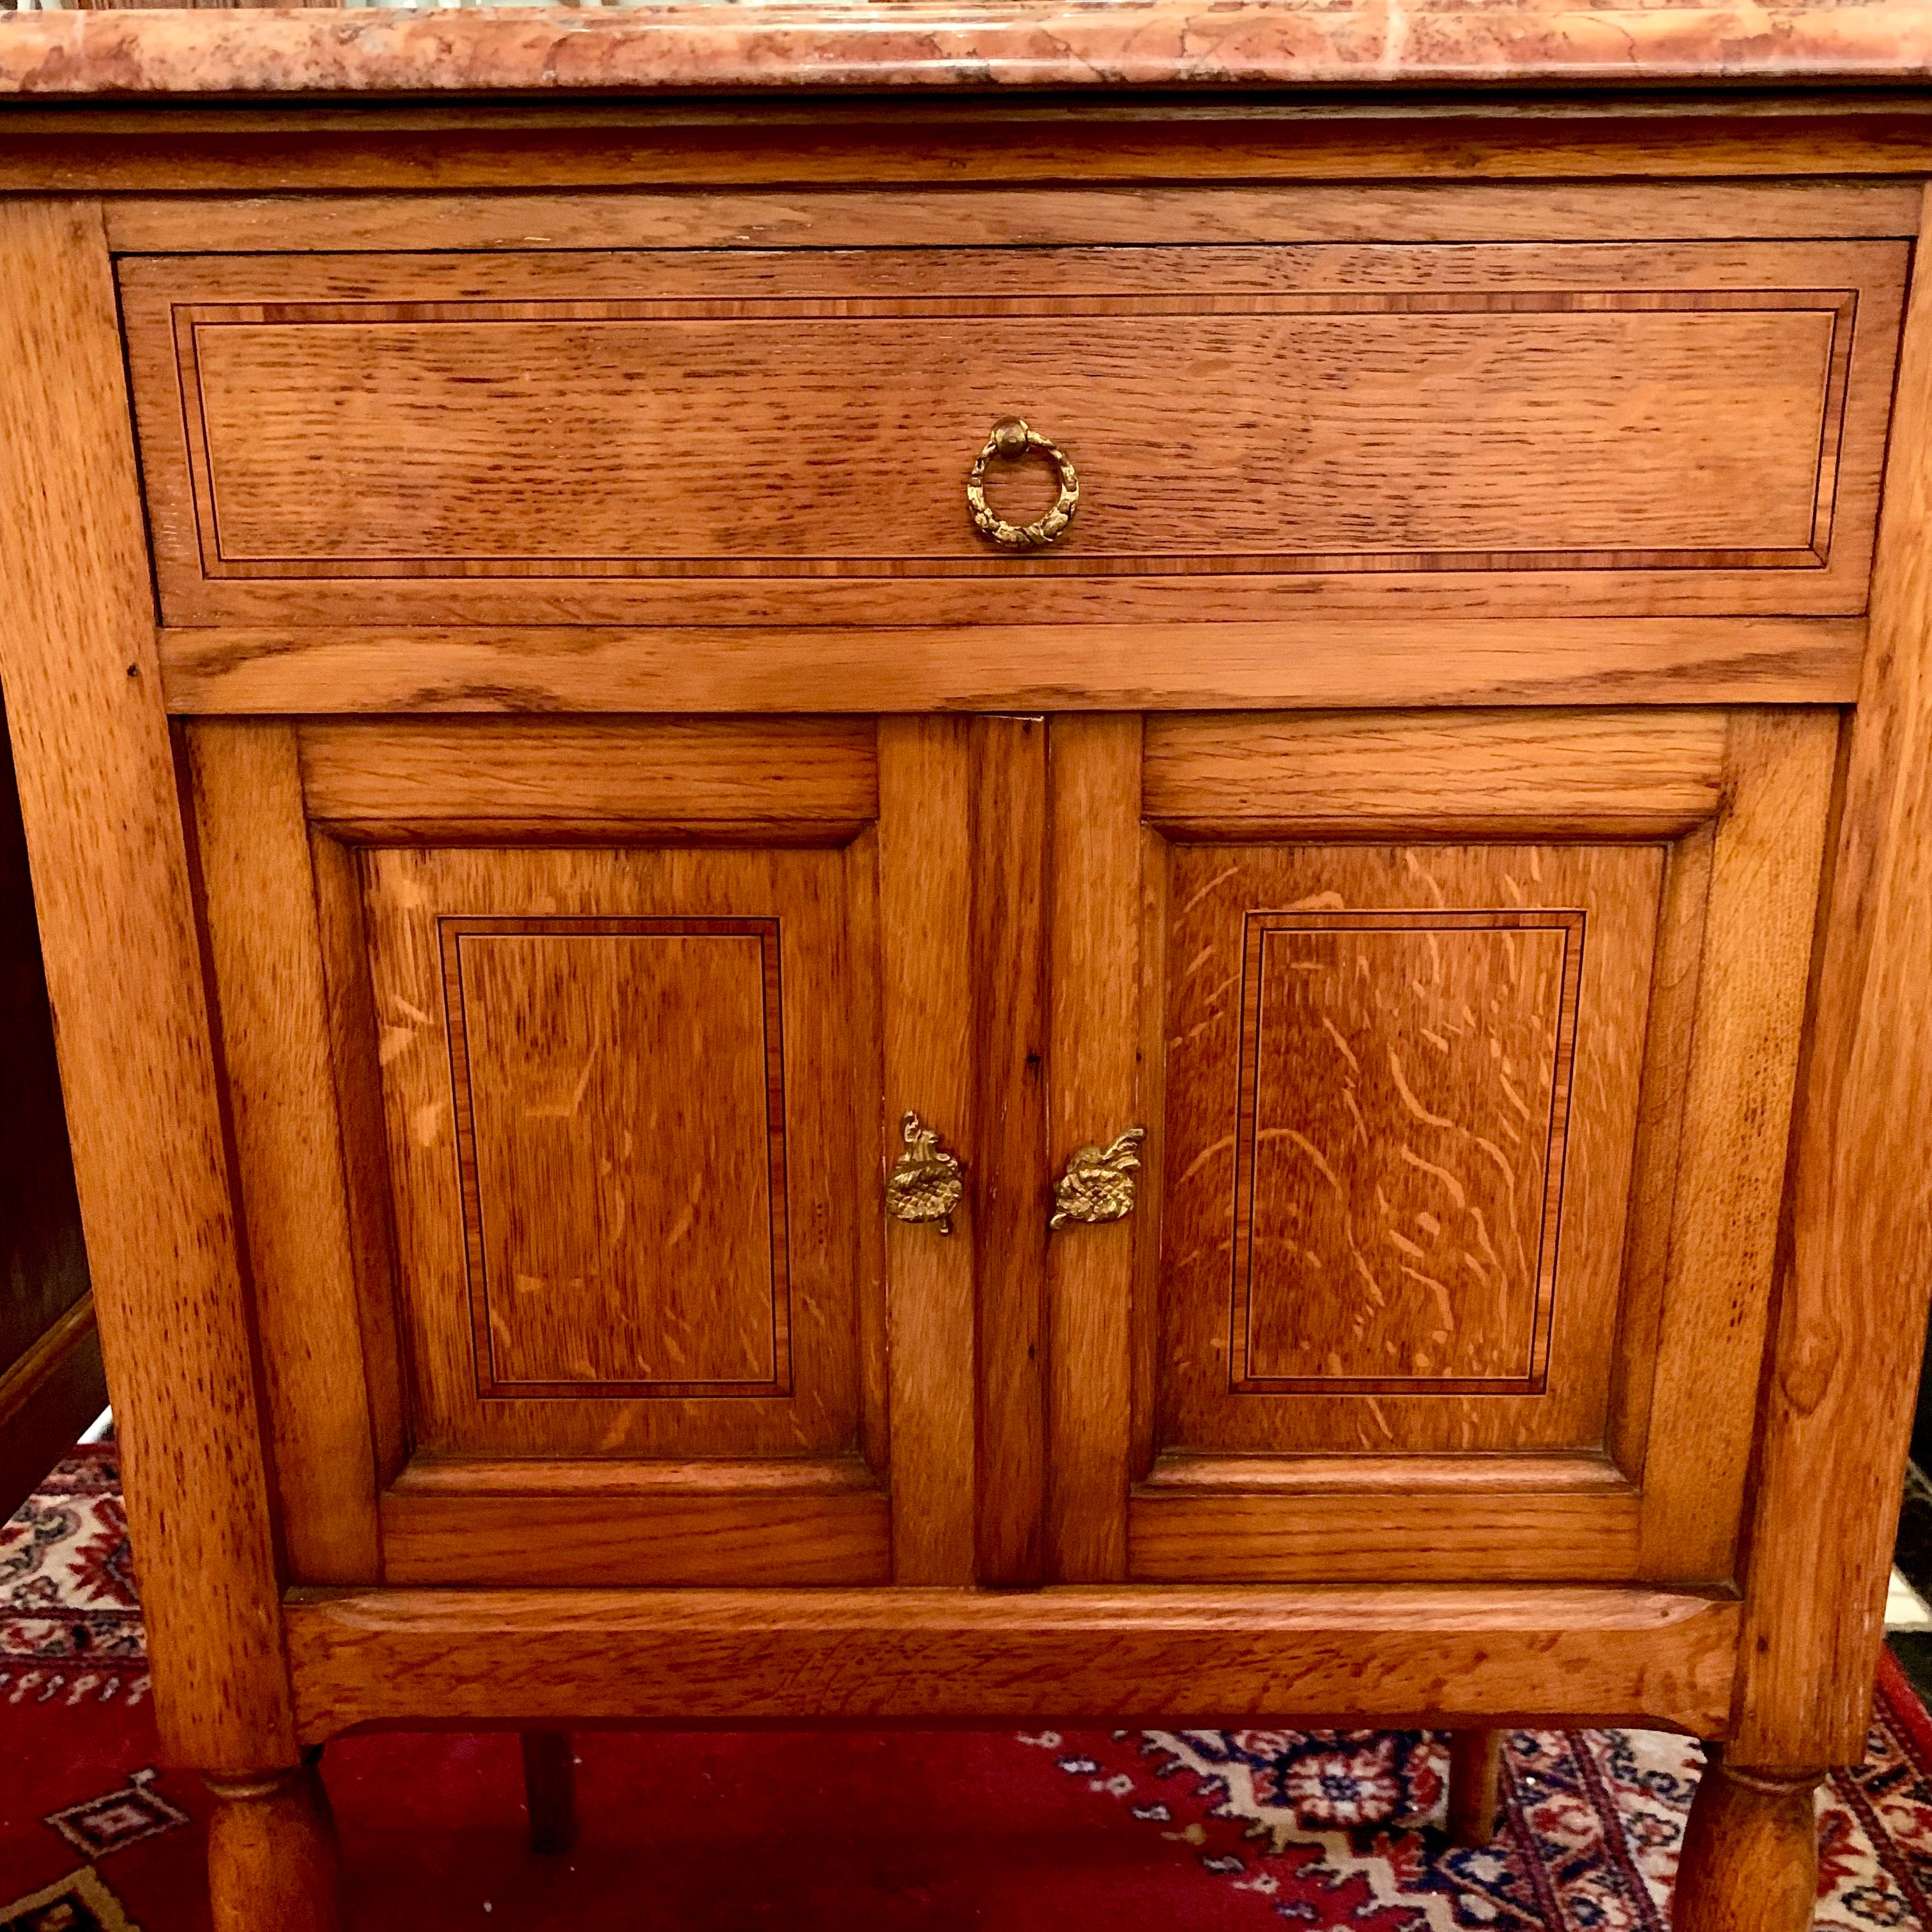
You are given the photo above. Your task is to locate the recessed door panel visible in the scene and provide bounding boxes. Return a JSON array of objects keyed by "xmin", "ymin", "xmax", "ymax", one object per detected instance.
[
  {"xmin": 1160, "ymin": 843, "xmax": 1658, "ymax": 1456},
  {"xmin": 443, "ymin": 917, "xmax": 790, "ymax": 1397},
  {"xmin": 362, "ymin": 845, "xmax": 854, "ymax": 1462}
]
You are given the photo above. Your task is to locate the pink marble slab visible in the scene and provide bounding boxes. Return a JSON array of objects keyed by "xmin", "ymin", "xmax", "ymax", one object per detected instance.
[{"xmin": 2, "ymin": 0, "xmax": 1932, "ymax": 97}]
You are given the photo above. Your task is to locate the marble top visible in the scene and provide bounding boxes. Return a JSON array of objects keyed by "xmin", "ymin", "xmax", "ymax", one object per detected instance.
[{"xmin": 2, "ymin": 0, "xmax": 1931, "ymax": 98}]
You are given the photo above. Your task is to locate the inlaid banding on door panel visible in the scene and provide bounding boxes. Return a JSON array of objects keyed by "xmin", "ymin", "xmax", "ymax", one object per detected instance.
[
  {"xmin": 438, "ymin": 914, "xmax": 792, "ymax": 1400},
  {"xmin": 1230, "ymin": 908, "xmax": 1584, "ymax": 1397}
]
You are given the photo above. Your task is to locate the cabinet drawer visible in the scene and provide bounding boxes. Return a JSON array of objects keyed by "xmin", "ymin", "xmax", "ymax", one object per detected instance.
[{"xmin": 119, "ymin": 240, "xmax": 1906, "ymax": 631}]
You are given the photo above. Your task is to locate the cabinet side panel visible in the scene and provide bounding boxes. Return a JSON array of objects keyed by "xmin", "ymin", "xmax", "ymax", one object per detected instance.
[
  {"xmin": 1635, "ymin": 711, "xmax": 1839, "ymax": 1582},
  {"xmin": 1733, "ymin": 191, "xmax": 1932, "ymax": 1768},
  {"xmin": 0, "ymin": 200, "xmax": 295, "ymax": 1767}
]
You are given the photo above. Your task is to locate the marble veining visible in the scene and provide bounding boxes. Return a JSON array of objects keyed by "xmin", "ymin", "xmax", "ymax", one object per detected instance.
[{"xmin": 2, "ymin": 0, "xmax": 1932, "ymax": 97}]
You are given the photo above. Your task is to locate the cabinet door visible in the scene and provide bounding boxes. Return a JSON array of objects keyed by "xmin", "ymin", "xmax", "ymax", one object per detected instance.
[
  {"xmin": 1043, "ymin": 709, "xmax": 1837, "ymax": 1585},
  {"xmin": 185, "ymin": 716, "xmax": 976, "ymax": 1589}
]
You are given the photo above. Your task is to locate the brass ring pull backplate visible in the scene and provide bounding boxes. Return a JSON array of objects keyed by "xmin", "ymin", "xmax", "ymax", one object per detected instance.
[
  {"xmin": 967, "ymin": 417, "xmax": 1080, "ymax": 550},
  {"xmin": 1050, "ymin": 1127, "xmax": 1147, "ymax": 1230},
  {"xmin": 885, "ymin": 1111, "xmax": 965, "ymax": 1235}
]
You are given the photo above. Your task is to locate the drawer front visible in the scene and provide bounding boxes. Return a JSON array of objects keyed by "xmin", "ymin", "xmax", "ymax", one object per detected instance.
[{"xmin": 119, "ymin": 240, "xmax": 1906, "ymax": 629}]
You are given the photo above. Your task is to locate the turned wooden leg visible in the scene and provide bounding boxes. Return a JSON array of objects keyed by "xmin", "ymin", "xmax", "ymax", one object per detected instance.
[
  {"xmin": 1446, "ymin": 1729, "xmax": 1505, "ymax": 1846},
  {"xmin": 1674, "ymin": 1752, "xmax": 1823, "ymax": 1932},
  {"xmin": 521, "ymin": 1729, "xmax": 578, "ymax": 1855},
  {"xmin": 205, "ymin": 1761, "xmax": 344, "ymax": 1932}
]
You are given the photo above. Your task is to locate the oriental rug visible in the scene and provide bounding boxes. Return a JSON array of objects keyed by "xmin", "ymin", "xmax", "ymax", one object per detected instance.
[{"xmin": 6, "ymin": 1445, "xmax": 1931, "ymax": 1930}]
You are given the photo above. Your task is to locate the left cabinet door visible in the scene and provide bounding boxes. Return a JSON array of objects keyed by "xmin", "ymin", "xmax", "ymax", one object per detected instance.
[{"xmin": 185, "ymin": 716, "xmax": 969, "ymax": 1588}]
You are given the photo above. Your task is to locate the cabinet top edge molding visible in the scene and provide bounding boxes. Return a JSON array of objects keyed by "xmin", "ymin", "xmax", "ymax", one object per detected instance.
[{"xmin": 6, "ymin": 2, "xmax": 1932, "ymax": 104}]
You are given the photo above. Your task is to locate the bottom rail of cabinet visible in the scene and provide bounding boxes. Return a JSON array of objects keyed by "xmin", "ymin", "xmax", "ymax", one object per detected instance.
[{"xmin": 282, "ymin": 1583, "xmax": 1738, "ymax": 1746}]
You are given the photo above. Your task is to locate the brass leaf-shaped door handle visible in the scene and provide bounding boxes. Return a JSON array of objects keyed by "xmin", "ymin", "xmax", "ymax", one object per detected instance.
[
  {"xmin": 1050, "ymin": 1127, "xmax": 1147, "ymax": 1230},
  {"xmin": 966, "ymin": 417, "xmax": 1080, "ymax": 550},
  {"xmin": 885, "ymin": 1111, "xmax": 964, "ymax": 1236}
]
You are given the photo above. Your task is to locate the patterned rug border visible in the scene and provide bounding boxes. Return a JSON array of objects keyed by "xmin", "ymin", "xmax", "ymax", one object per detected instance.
[{"xmin": 1877, "ymin": 1644, "xmax": 1932, "ymax": 1771}]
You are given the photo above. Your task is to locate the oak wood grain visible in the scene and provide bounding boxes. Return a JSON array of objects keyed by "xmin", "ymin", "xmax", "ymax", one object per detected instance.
[
  {"xmin": 1602, "ymin": 820, "xmax": 1717, "ymax": 1485},
  {"xmin": 307, "ymin": 832, "xmax": 410, "ymax": 1491},
  {"xmin": 374, "ymin": 1452, "xmax": 890, "ymax": 1583},
  {"xmin": 440, "ymin": 919, "xmax": 789, "ymax": 1395},
  {"xmin": 169, "ymin": 312, "xmax": 1853, "ymax": 564},
  {"xmin": 1236, "ymin": 910, "xmax": 1579, "ymax": 1390},
  {"xmin": 1730, "ymin": 183, "xmax": 1932, "ymax": 1769},
  {"xmin": 102, "ymin": 180, "xmax": 1927, "ymax": 256},
  {"xmin": 1143, "ymin": 708, "xmax": 1728, "ymax": 838},
  {"xmin": 118, "ymin": 240, "xmax": 1903, "ymax": 631},
  {"xmin": 282, "ymin": 1583, "xmax": 1742, "ymax": 1743},
  {"xmin": 1129, "ymin": 1491, "xmax": 1644, "ymax": 1583},
  {"xmin": 142, "ymin": 570, "xmax": 1884, "ymax": 632},
  {"xmin": 360, "ymin": 844, "xmax": 861, "ymax": 1457},
  {"xmin": 9, "ymin": 100, "xmax": 1932, "ymax": 195},
  {"xmin": 1632, "ymin": 712, "xmax": 1839, "ymax": 1582},
  {"xmin": 877, "ymin": 718, "xmax": 977, "ymax": 1584},
  {"xmin": 187, "ymin": 721, "xmax": 381, "ymax": 1584},
  {"xmin": 971, "ymin": 716, "xmax": 1051, "ymax": 1586},
  {"xmin": 0, "ymin": 197, "xmax": 295, "ymax": 1771},
  {"xmin": 1139, "ymin": 1450, "xmax": 1632, "ymax": 1494},
  {"xmin": 378, "ymin": 1487, "xmax": 891, "ymax": 1588},
  {"xmin": 848, "ymin": 825, "xmax": 891, "ymax": 1480},
  {"xmin": 386, "ymin": 1454, "xmax": 887, "ymax": 1497},
  {"xmin": 1154, "ymin": 840, "xmax": 1660, "ymax": 1452},
  {"xmin": 1132, "ymin": 704, "xmax": 1834, "ymax": 1588},
  {"xmin": 204, "ymin": 1765, "xmax": 344, "ymax": 1932},
  {"xmin": 1044, "ymin": 716, "xmax": 1142, "ymax": 1583},
  {"xmin": 1674, "ymin": 1758, "xmax": 1824, "ymax": 1932},
  {"xmin": 155, "ymin": 617, "xmax": 1867, "ymax": 719},
  {"xmin": 299, "ymin": 717, "xmax": 876, "ymax": 840},
  {"xmin": 1129, "ymin": 823, "xmax": 1172, "ymax": 1489}
]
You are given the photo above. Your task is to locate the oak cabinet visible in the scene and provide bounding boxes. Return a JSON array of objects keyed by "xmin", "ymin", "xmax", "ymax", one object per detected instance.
[
  {"xmin": 6, "ymin": 139, "xmax": 1932, "ymax": 1932},
  {"xmin": 182, "ymin": 703, "xmax": 1836, "ymax": 1606}
]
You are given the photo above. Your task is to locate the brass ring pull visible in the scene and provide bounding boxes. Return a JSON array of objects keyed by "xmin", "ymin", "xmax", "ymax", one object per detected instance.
[
  {"xmin": 967, "ymin": 418, "xmax": 1080, "ymax": 550},
  {"xmin": 885, "ymin": 1111, "xmax": 964, "ymax": 1236},
  {"xmin": 1050, "ymin": 1127, "xmax": 1146, "ymax": 1230}
]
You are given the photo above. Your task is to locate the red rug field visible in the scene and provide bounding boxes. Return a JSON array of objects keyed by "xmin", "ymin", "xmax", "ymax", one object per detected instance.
[{"xmin": 6, "ymin": 1446, "xmax": 1932, "ymax": 1929}]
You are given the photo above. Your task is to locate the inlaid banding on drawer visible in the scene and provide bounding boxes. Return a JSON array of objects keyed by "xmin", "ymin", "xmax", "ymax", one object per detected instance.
[
  {"xmin": 172, "ymin": 295, "xmax": 1851, "ymax": 577},
  {"xmin": 118, "ymin": 241, "xmax": 1908, "ymax": 626}
]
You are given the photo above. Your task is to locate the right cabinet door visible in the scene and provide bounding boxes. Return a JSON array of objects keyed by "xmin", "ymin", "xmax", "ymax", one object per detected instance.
[{"xmin": 1045, "ymin": 708, "xmax": 1837, "ymax": 1586}]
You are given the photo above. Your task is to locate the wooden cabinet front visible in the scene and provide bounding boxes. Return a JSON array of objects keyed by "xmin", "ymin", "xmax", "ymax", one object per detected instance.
[
  {"xmin": 183, "ymin": 702, "xmax": 1837, "ymax": 1599},
  {"xmin": 1045, "ymin": 708, "xmax": 1838, "ymax": 1589},
  {"xmin": 185, "ymin": 716, "xmax": 924, "ymax": 1588},
  {"xmin": 120, "ymin": 239, "xmax": 1905, "ymax": 629}
]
